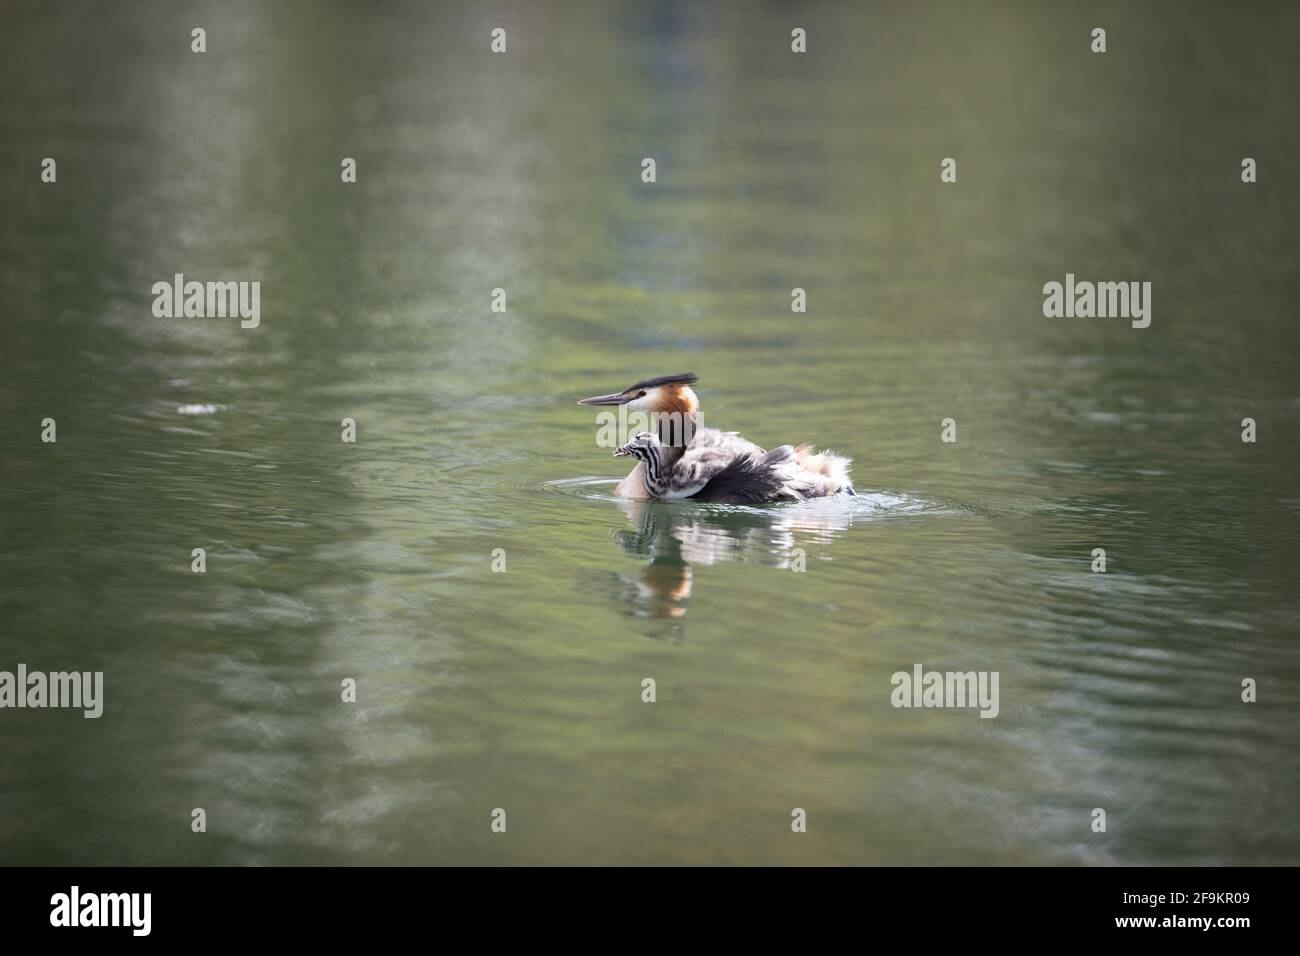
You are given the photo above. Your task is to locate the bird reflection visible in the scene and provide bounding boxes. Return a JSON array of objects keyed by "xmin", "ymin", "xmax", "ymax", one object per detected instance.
[{"xmin": 611, "ymin": 496, "xmax": 858, "ymax": 624}]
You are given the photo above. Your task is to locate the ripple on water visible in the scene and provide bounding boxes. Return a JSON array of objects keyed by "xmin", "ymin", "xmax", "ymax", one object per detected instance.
[{"xmin": 541, "ymin": 477, "xmax": 951, "ymax": 521}]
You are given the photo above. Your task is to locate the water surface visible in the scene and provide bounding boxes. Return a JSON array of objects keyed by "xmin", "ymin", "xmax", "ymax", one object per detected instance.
[{"xmin": 2, "ymin": 0, "xmax": 1298, "ymax": 864}]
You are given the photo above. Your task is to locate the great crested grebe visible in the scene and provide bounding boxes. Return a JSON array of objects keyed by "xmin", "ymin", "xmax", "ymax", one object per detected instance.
[{"xmin": 577, "ymin": 372, "xmax": 854, "ymax": 504}]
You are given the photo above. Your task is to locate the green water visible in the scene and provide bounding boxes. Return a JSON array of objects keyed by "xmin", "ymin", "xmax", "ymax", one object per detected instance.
[{"xmin": 2, "ymin": 0, "xmax": 1298, "ymax": 865}]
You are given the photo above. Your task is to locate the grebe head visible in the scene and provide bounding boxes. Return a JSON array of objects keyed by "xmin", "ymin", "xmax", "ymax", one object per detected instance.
[
  {"xmin": 614, "ymin": 430, "xmax": 660, "ymax": 459},
  {"xmin": 577, "ymin": 372, "xmax": 699, "ymax": 416}
]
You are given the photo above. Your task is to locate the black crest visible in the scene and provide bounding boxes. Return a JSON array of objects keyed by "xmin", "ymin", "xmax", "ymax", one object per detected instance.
[{"xmin": 626, "ymin": 372, "xmax": 698, "ymax": 391}]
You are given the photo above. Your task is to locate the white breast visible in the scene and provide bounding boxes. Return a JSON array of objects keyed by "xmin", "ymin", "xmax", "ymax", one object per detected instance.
[
  {"xmin": 661, "ymin": 483, "xmax": 707, "ymax": 499},
  {"xmin": 614, "ymin": 461, "xmax": 652, "ymax": 499}
]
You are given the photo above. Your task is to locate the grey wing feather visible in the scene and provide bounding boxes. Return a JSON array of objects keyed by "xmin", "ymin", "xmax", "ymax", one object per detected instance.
[
  {"xmin": 665, "ymin": 428, "xmax": 765, "ymax": 495},
  {"xmin": 689, "ymin": 444, "xmax": 800, "ymax": 504},
  {"xmin": 667, "ymin": 429, "xmax": 802, "ymax": 503}
]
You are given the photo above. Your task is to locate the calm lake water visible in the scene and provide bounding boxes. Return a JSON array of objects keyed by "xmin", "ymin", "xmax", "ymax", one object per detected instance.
[{"xmin": 2, "ymin": 1, "xmax": 1298, "ymax": 865}]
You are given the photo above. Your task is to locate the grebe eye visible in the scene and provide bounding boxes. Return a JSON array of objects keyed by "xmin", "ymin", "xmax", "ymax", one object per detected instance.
[{"xmin": 636, "ymin": 391, "xmax": 646, "ymax": 398}]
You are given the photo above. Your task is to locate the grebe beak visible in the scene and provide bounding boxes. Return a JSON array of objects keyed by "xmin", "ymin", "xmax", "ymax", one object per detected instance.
[{"xmin": 578, "ymin": 390, "xmax": 632, "ymax": 406}]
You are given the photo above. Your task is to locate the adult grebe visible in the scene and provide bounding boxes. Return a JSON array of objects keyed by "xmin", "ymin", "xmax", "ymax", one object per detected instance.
[{"xmin": 577, "ymin": 373, "xmax": 854, "ymax": 504}]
